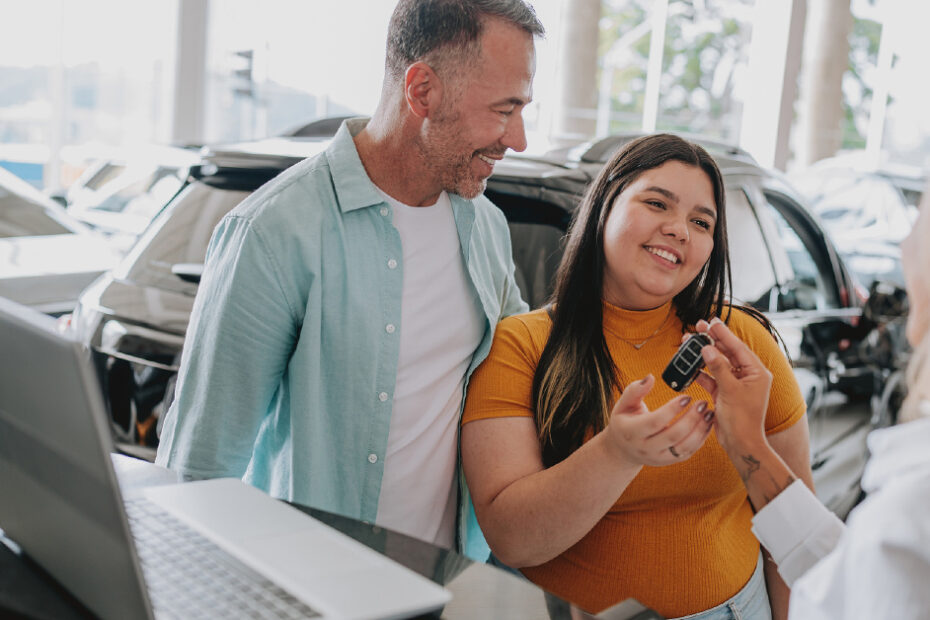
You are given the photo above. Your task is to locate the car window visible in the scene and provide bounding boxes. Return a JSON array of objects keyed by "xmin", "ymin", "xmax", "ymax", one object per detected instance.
[
  {"xmin": 726, "ymin": 188, "xmax": 781, "ymax": 311},
  {"xmin": 0, "ymin": 184, "xmax": 77, "ymax": 237},
  {"xmin": 508, "ymin": 221, "xmax": 564, "ymax": 309},
  {"xmin": 93, "ymin": 167, "xmax": 185, "ymax": 214},
  {"xmin": 82, "ymin": 163, "xmax": 127, "ymax": 191},
  {"xmin": 761, "ymin": 193, "xmax": 836, "ymax": 311},
  {"xmin": 116, "ymin": 183, "xmax": 250, "ymax": 294}
]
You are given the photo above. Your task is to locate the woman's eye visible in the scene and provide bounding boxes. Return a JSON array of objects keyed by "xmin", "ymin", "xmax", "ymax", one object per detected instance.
[
  {"xmin": 646, "ymin": 200, "xmax": 666, "ymax": 209},
  {"xmin": 693, "ymin": 219, "xmax": 712, "ymax": 230}
]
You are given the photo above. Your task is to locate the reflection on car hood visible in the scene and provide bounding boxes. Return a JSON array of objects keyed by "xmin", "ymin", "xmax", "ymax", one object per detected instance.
[
  {"xmin": 82, "ymin": 274, "xmax": 195, "ymax": 338},
  {"xmin": 0, "ymin": 233, "xmax": 123, "ymax": 276}
]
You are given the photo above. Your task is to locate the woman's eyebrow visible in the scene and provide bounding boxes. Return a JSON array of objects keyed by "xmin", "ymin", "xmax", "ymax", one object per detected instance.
[
  {"xmin": 643, "ymin": 186, "xmax": 678, "ymax": 202},
  {"xmin": 643, "ymin": 186, "xmax": 717, "ymax": 221},
  {"xmin": 695, "ymin": 205, "xmax": 717, "ymax": 221}
]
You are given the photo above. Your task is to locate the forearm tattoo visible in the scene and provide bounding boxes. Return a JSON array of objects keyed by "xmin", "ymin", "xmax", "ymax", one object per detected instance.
[
  {"xmin": 738, "ymin": 454, "xmax": 761, "ymax": 482},
  {"xmin": 739, "ymin": 453, "xmax": 798, "ymax": 504}
]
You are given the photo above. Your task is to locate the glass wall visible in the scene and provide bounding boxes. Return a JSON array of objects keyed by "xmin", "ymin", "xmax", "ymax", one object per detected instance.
[
  {"xmin": 0, "ymin": 0, "xmax": 927, "ymax": 192},
  {"xmin": 599, "ymin": 0, "xmax": 753, "ymax": 142},
  {"xmin": 0, "ymin": 0, "xmax": 176, "ymax": 189}
]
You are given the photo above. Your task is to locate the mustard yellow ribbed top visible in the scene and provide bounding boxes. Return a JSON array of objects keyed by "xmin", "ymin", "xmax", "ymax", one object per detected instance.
[{"xmin": 462, "ymin": 302, "xmax": 805, "ymax": 617}]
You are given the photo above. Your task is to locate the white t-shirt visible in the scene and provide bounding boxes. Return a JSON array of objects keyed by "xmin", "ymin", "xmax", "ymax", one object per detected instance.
[{"xmin": 373, "ymin": 189, "xmax": 484, "ymax": 548}]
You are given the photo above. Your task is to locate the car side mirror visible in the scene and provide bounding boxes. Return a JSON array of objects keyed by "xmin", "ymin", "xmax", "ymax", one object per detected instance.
[
  {"xmin": 171, "ymin": 263, "xmax": 202, "ymax": 284},
  {"xmin": 862, "ymin": 280, "xmax": 908, "ymax": 324}
]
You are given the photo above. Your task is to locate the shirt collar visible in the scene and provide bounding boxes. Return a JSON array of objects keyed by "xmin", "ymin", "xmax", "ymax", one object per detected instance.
[
  {"xmin": 325, "ymin": 117, "xmax": 385, "ymax": 214},
  {"xmin": 325, "ymin": 117, "xmax": 479, "ymax": 219}
]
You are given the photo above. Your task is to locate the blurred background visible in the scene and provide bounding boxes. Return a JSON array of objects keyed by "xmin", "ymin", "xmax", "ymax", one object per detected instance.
[
  {"xmin": 1, "ymin": 0, "xmax": 928, "ymax": 188},
  {"xmin": 1, "ymin": 0, "xmax": 919, "ymax": 504}
]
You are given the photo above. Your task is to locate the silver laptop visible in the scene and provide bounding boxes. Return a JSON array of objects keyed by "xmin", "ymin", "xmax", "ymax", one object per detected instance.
[{"xmin": 0, "ymin": 296, "xmax": 451, "ymax": 619}]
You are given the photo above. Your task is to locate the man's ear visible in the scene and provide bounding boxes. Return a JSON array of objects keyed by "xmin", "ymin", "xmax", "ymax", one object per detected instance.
[{"xmin": 404, "ymin": 61, "xmax": 442, "ymax": 119}]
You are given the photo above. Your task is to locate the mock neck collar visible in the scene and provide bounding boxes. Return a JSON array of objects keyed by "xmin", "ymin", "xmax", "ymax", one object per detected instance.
[{"xmin": 601, "ymin": 299, "xmax": 676, "ymax": 342}]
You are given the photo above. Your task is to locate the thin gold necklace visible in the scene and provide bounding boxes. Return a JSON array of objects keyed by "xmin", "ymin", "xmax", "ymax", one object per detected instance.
[{"xmin": 611, "ymin": 305, "xmax": 673, "ymax": 350}]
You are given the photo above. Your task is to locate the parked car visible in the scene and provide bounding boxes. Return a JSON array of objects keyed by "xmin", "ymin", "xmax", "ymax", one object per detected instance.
[
  {"xmin": 788, "ymin": 152, "xmax": 924, "ymax": 288},
  {"xmin": 70, "ymin": 133, "xmax": 897, "ymax": 517},
  {"xmin": 0, "ymin": 166, "xmax": 124, "ymax": 315},
  {"xmin": 51, "ymin": 144, "xmax": 201, "ymax": 247}
]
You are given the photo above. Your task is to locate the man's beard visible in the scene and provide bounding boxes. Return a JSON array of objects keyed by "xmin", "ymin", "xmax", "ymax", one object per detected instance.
[{"xmin": 420, "ymin": 107, "xmax": 488, "ymax": 199}]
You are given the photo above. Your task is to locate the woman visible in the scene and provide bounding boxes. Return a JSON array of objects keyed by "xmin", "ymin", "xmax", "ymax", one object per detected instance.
[
  {"xmin": 695, "ymin": 181, "xmax": 930, "ymax": 618},
  {"xmin": 461, "ymin": 134, "xmax": 813, "ymax": 619}
]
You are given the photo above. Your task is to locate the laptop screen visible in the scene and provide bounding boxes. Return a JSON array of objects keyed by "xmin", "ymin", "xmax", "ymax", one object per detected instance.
[{"xmin": 0, "ymin": 296, "xmax": 154, "ymax": 619}]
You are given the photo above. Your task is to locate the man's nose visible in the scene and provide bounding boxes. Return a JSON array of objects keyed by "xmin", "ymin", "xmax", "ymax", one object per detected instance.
[{"xmin": 502, "ymin": 113, "xmax": 528, "ymax": 153}]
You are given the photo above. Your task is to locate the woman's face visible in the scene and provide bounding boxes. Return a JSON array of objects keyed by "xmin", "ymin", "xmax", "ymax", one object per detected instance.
[
  {"xmin": 601, "ymin": 160, "xmax": 717, "ymax": 310},
  {"xmin": 902, "ymin": 196, "xmax": 930, "ymax": 346}
]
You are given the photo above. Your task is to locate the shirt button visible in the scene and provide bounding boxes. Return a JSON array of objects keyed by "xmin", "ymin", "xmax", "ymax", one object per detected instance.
[
  {"xmin": 380, "ymin": 207, "xmax": 389, "ymax": 217},
  {"xmin": 378, "ymin": 392, "xmax": 388, "ymax": 402},
  {"xmin": 387, "ymin": 258, "xmax": 397, "ymax": 269},
  {"xmin": 385, "ymin": 324, "xmax": 395, "ymax": 334},
  {"xmin": 368, "ymin": 453, "xmax": 378, "ymax": 464}
]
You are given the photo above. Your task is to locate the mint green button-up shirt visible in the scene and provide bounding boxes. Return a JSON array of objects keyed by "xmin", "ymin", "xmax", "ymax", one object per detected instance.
[{"xmin": 155, "ymin": 119, "xmax": 527, "ymax": 558}]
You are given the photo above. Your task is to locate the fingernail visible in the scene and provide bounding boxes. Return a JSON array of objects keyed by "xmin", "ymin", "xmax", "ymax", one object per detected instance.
[
  {"xmin": 640, "ymin": 374, "xmax": 652, "ymax": 385},
  {"xmin": 704, "ymin": 409, "xmax": 714, "ymax": 422},
  {"xmin": 710, "ymin": 317, "xmax": 723, "ymax": 326},
  {"xmin": 679, "ymin": 395, "xmax": 692, "ymax": 407},
  {"xmin": 696, "ymin": 401, "xmax": 707, "ymax": 414}
]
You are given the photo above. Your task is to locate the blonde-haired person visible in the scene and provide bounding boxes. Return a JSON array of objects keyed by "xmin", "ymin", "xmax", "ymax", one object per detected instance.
[
  {"xmin": 461, "ymin": 133, "xmax": 814, "ymax": 619},
  {"xmin": 692, "ymin": 181, "xmax": 930, "ymax": 619}
]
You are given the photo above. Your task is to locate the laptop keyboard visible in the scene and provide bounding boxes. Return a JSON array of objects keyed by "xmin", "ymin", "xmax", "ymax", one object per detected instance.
[{"xmin": 125, "ymin": 498, "xmax": 322, "ymax": 619}]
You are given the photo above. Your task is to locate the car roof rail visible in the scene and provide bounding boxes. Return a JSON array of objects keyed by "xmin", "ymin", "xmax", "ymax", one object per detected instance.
[{"xmin": 575, "ymin": 132, "xmax": 757, "ymax": 166}]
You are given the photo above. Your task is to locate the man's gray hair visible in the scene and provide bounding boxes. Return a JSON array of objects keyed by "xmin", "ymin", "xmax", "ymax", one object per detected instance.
[{"xmin": 385, "ymin": 0, "xmax": 544, "ymax": 82}]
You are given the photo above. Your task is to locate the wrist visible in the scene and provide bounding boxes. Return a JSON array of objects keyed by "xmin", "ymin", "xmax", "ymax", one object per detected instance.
[
  {"xmin": 595, "ymin": 431, "xmax": 643, "ymax": 474},
  {"xmin": 720, "ymin": 431, "xmax": 770, "ymax": 460}
]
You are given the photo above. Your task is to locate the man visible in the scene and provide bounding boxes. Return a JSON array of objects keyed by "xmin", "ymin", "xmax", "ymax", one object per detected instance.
[{"xmin": 155, "ymin": 0, "xmax": 543, "ymax": 557}]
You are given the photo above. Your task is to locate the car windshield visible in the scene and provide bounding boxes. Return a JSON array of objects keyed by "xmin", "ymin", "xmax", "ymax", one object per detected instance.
[
  {"xmin": 115, "ymin": 182, "xmax": 250, "ymax": 294},
  {"xmin": 92, "ymin": 166, "xmax": 186, "ymax": 215}
]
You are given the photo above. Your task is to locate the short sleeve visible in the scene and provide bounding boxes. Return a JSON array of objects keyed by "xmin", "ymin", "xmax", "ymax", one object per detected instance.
[
  {"xmin": 728, "ymin": 308, "xmax": 807, "ymax": 434},
  {"xmin": 462, "ymin": 312, "xmax": 548, "ymax": 424},
  {"xmin": 156, "ymin": 215, "xmax": 298, "ymax": 478}
]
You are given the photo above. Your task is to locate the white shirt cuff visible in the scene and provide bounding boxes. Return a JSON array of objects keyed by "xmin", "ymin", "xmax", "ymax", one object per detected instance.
[{"xmin": 751, "ymin": 479, "xmax": 845, "ymax": 586}]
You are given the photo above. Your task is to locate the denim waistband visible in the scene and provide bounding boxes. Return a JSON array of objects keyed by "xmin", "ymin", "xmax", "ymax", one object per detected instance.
[{"xmin": 670, "ymin": 552, "xmax": 770, "ymax": 620}]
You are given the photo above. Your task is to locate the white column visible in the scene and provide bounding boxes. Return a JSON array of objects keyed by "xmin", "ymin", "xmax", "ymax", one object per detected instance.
[
  {"xmin": 171, "ymin": 0, "xmax": 209, "ymax": 145},
  {"xmin": 551, "ymin": 0, "xmax": 600, "ymax": 147},
  {"xmin": 641, "ymin": 0, "xmax": 669, "ymax": 133},
  {"xmin": 795, "ymin": 0, "xmax": 853, "ymax": 167},
  {"xmin": 865, "ymin": 22, "xmax": 894, "ymax": 168},
  {"xmin": 738, "ymin": 0, "xmax": 807, "ymax": 171},
  {"xmin": 44, "ymin": 0, "xmax": 66, "ymax": 191}
]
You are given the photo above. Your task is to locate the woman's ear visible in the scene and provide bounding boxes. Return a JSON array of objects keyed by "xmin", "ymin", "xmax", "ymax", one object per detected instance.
[{"xmin": 404, "ymin": 61, "xmax": 442, "ymax": 119}]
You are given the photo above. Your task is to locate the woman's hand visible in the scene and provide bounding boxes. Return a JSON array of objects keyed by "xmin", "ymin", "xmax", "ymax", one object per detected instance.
[
  {"xmin": 604, "ymin": 374, "xmax": 714, "ymax": 468},
  {"xmin": 692, "ymin": 317, "xmax": 772, "ymax": 459}
]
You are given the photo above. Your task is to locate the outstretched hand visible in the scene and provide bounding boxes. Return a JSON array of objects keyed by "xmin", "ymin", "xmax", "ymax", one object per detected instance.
[
  {"xmin": 604, "ymin": 374, "xmax": 714, "ymax": 468},
  {"xmin": 691, "ymin": 317, "xmax": 772, "ymax": 457}
]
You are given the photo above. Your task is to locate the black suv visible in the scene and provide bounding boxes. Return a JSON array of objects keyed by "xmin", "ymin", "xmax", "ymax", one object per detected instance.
[{"xmin": 70, "ymin": 133, "xmax": 894, "ymax": 518}]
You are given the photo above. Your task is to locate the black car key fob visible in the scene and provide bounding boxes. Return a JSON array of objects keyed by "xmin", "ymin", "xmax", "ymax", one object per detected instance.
[{"xmin": 662, "ymin": 333, "xmax": 713, "ymax": 391}]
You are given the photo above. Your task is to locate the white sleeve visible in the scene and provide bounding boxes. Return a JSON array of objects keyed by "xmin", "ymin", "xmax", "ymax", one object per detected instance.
[{"xmin": 750, "ymin": 479, "xmax": 846, "ymax": 586}]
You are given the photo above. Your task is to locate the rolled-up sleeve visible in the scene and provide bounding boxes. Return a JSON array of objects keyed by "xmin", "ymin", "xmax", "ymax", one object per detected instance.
[{"xmin": 750, "ymin": 479, "xmax": 845, "ymax": 586}]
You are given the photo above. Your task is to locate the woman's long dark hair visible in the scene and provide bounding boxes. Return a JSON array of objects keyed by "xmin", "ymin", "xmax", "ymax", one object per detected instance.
[{"xmin": 532, "ymin": 134, "xmax": 734, "ymax": 467}]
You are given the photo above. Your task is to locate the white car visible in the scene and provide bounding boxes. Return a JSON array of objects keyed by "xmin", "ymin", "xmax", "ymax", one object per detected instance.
[
  {"xmin": 58, "ymin": 144, "xmax": 201, "ymax": 240},
  {"xmin": 0, "ymin": 166, "xmax": 124, "ymax": 315}
]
